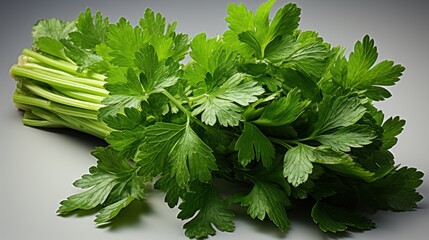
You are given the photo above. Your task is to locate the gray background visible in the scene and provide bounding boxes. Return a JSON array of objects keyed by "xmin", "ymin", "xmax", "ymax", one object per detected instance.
[{"xmin": 1, "ymin": 0, "xmax": 428, "ymax": 239}]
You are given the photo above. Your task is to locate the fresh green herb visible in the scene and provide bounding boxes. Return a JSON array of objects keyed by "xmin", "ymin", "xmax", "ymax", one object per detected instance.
[{"xmin": 9, "ymin": 0, "xmax": 423, "ymax": 239}]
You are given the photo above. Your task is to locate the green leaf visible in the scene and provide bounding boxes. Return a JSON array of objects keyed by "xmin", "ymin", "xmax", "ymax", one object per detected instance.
[
  {"xmin": 178, "ymin": 182, "xmax": 235, "ymax": 239},
  {"xmin": 32, "ymin": 18, "xmax": 76, "ymax": 43},
  {"xmin": 225, "ymin": 2, "xmax": 254, "ymax": 34},
  {"xmin": 100, "ymin": 45, "xmax": 180, "ymax": 118},
  {"xmin": 267, "ymin": 31, "xmax": 329, "ymax": 77},
  {"xmin": 283, "ymin": 144, "xmax": 314, "ymax": 187},
  {"xmin": 169, "ymin": 124, "xmax": 218, "ymax": 187},
  {"xmin": 138, "ymin": 122, "xmax": 217, "ymax": 188},
  {"xmin": 235, "ymin": 122, "xmax": 275, "ymax": 168},
  {"xmin": 312, "ymin": 146, "xmax": 375, "ymax": 181},
  {"xmin": 106, "ymin": 128, "xmax": 145, "ymax": 159},
  {"xmin": 103, "ymin": 107, "xmax": 146, "ymax": 131},
  {"xmin": 284, "ymin": 144, "xmax": 374, "ymax": 187},
  {"xmin": 58, "ymin": 172, "xmax": 118, "ymax": 213},
  {"xmin": 139, "ymin": 8, "xmax": 189, "ymax": 62},
  {"xmin": 104, "ymin": 108, "xmax": 147, "ymax": 159},
  {"xmin": 226, "ymin": 1, "xmax": 301, "ymax": 59},
  {"xmin": 313, "ymin": 91, "xmax": 367, "ymax": 135},
  {"xmin": 154, "ymin": 173, "xmax": 185, "ymax": 208},
  {"xmin": 254, "ymin": 88, "xmax": 310, "ymax": 126},
  {"xmin": 99, "ymin": 68, "xmax": 146, "ymax": 118},
  {"xmin": 62, "ymin": 40, "xmax": 105, "ymax": 72},
  {"xmin": 57, "ymin": 147, "xmax": 145, "ymax": 222},
  {"xmin": 35, "ymin": 37, "xmax": 69, "ymax": 60},
  {"xmin": 274, "ymin": 68, "xmax": 321, "ymax": 101},
  {"xmin": 95, "ymin": 196, "xmax": 134, "ymax": 224},
  {"xmin": 254, "ymin": 0, "xmax": 277, "ymax": 49},
  {"xmin": 371, "ymin": 167, "xmax": 424, "ymax": 211},
  {"xmin": 191, "ymin": 73, "xmax": 264, "ymax": 127},
  {"xmin": 311, "ymin": 201, "xmax": 375, "ymax": 233},
  {"xmin": 381, "ymin": 116, "xmax": 405, "ymax": 149},
  {"xmin": 268, "ymin": 2, "xmax": 301, "ymax": 39},
  {"xmin": 332, "ymin": 35, "xmax": 405, "ymax": 100},
  {"xmin": 69, "ymin": 9, "xmax": 109, "ymax": 49},
  {"xmin": 107, "ymin": 18, "xmax": 147, "ymax": 67},
  {"xmin": 314, "ymin": 125, "xmax": 376, "ymax": 152},
  {"xmin": 238, "ymin": 31, "xmax": 262, "ymax": 58},
  {"xmin": 134, "ymin": 45, "xmax": 181, "ymax": 94},
  {"xmin": 346, "ymin": 35, "xmax": 378, "ymax": 88},
  {"xmin": 231, "ymin": 179, "xmax": 290, "ymax": 231},
  {"xmin": 184, "ymin": 33, "xmax": 237, "ymax": 88}
]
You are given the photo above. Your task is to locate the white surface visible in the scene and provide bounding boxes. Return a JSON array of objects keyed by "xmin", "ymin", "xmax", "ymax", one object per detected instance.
[{"xmin": 1, "ymin": 1, "xmax": 428, "ymax": 239}]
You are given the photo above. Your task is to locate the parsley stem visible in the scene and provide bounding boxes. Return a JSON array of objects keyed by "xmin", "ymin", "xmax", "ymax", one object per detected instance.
[
  {"xmin": 23, "ymin": 80, "xmax": 103, "ymax": 111},
  {"xmin": 161, "ymin": 90, "xmax": 191, "ymax": 116},
  {"xmin": 10, "ymin": 65, "xmax": 108, "ymax": 97},
  {"xmin": 187, "ymin": 94, "xmax": 207, "ymax": 103},
  {"xmin": 53, "ymin": 87, "xmax": 104, "ymax": 104},
  {"xmin": 14, "ymin": 90, "xmax": 100, "ymax": 120},
  {"xmin": 269, "ymin": 137, "xmax": 293, "ymax": 149},
  {"xmin": 161, "ymin": 90, "xmax": 226, "ymax": 133},
  {"xmin": 26, "ymin": 107, "xmax": 109, "ymax": 139},
  {"xmin": 21, "ymin": 48, "xmax": 106, "ymax": 81},
  {"xmin": 19, "ymin": 63, "xmax": 105, "ymax": 88}
]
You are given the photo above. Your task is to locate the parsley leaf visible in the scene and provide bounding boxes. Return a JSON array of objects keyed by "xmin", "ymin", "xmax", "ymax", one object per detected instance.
[
  {"xmin": 32, "ymin": 18, "xmax": 76, "ymax": 43},
  {"xmin": 235, "ymin": 122, "xmax": 275, "ymax": 168},
  {"xmin": 134, "ymin": 44, "xmax": 181, "ymax": 94},
  {"xmin": 312, "ymin": 91, "xmax": 367, "ymax": 135},
  {"xmin": 283, "ymin": 144, "xmax": 374, "ymax": 187},
  {"xmin": 104, "ymin": 107, "xmax": 147, "ymax": 159},
  {"xmin": 381, "ymin": 116, "xmax": 405, "ymax": 149},
  {"xmin": 314, "ymin": 124, "xmax": 376, "ymax": 152},
  {"xmin": 311, "ymin": 201, "xmax": 375, "ymax": 233},
  {"xmin": 69, "ymin": 9, "xmax": 109, "ymax": 50},
  {"xmin": 254, "ymin": 88, "xmax": 310, "ymax": 126},
  {"xmin": 99, "ymin": 68, "xmax": 146, "ymax": 118},
  {"xmin": 154, "ymin": 173, "xmax": 185, "ymax": 208},
  {"xmin": 99, "ymin": 45, "xmax": 181, "ymax": 118},
  {"xmin": 370, "ymin": 167, "xmax": 424, "ymax": 211},
  {"xmin": 231, "ymin": 177, "xmax": 290, "ymax": 231},
  {"xmin": 191, "ymin": 73, "xmax": 264, "ymax": 126},
  {"xmin": 226, "ymin": 0, "xmax": 301, "ymax": 59},
  {"xmin": 138, "ymin": 122, "xmax": 217, "ymax": 188},
  {"xmin": 332, "ymin": 35, "xmax": 405, "ymax": 100},
  {"xmin": 35, "ymin": 37, "xmax": 69, "ymax": 61},
  {"xmin": 106, "ymin": 18, "xmax": 147, "ymax": 67},
  {"xmin": 283, "ymin": 144, "xmax": 314, "ymax": 187},
  {"xmin": 178, "ymin": 182, "xmax": 235, "ymax": 239},
  {"xmin": 57, "ymin": 147, "xmax": 146, "ymax": 223}
]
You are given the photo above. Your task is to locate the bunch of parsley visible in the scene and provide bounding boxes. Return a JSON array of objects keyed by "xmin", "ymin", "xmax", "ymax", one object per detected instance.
[{"xmin": 10, "ymin": 0, "xmax": 424, "ymax": 239}]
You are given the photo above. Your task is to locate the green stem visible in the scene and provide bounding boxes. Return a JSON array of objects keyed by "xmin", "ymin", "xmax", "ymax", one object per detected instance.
[
  {"xmin": 58, "ymin": 114, "xmax": 110, "ymax": 139},
  {"xmin": 22, "ymin": 118, "xmax": 64, "ymax": 128},
  {"xmin": 22, "ymin": 65, "xmax": 105, "ymax": 88},
  {"xmin": 23, "ymin": 81, "xmax": 103, "ymax": 111},
  {"xmin": 162, "ymin": 90, "xmax": 215, "ymax": 132},
  {"xmin": 10, "ymin": 65, "xmax": 108, "ymax": 97},
  {"xmin": 22, "ymin": 48, "xmax": 105, "ymax": 81},
  {"xmin": 19, "ymin": 58, "xmax": 74, "ymax": 77},
  {"xmin": 50, "ymin": 103, "xmax": 99, "ymax": 120},
  {"xmin": 162, "ymin": 90, "xmax": 191, "ymax": 116},
  {"xmin": 53, "ymin": 87, "xmax": 104, "ymax": 104},
  {"xmin": 14, "ymin": 90, "xmax": 99, "ymax": 120},
  {"xmin": 269, "ymin": 137, "xmax": 293, "ymax": 149},
  {"xmin": 29, "ymin": 107, "xmax": 110, "ymax": 139},
  {"xmin": 13, "ymin": 91, "xmax": 51, "ymax": 110},
  {"xmin": 187, "ymin": 94, "xmax": 207, "ymax": 103}
]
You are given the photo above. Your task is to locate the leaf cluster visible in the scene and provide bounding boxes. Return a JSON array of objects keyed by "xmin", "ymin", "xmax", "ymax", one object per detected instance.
[{"xmin": 27, "ymin": 1, "xmax": 423, "ymax": 239}]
